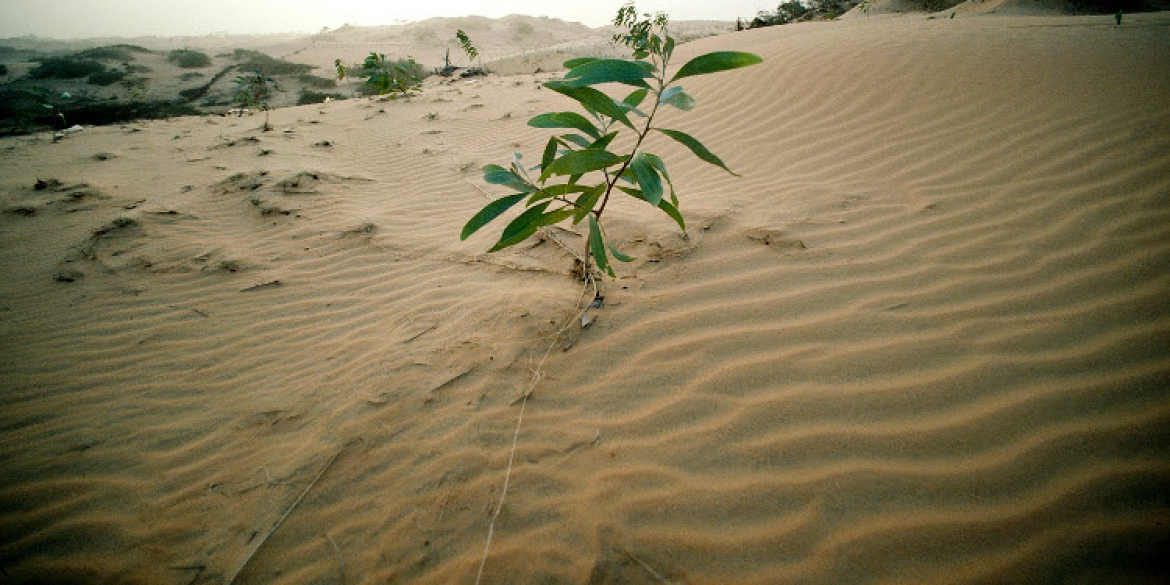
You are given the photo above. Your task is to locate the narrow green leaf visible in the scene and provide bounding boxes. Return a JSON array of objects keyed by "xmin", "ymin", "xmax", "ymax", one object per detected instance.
[
  {"xmin": 544, "ymin": 82, "xmax": 634, "ymax": 130},
  {"xmin": 564, "ymin": 59, "xmax": 651, "ymax": 88},
  {"xmin": 543, "ymin": 184, "xmax": 594, "ymax": 197},
  {"xmin": 483, "ymin": 164, "xmax": 533, "ymax": 191},
  {"xmin": 654, "ymin": 128, "xmax": 737, "ymax": 175},
  {"xmin": 629, "ymin": 152, "xmax": 664, "ymax": 207},
  {"xmin": 572, "ymin": 185, "xmax": 605, "ymax": 224},
  {"xmin": 541, "ymin": 136, "xmax": 558, "ymax": 174},
  {"xmin": 529, "ymin": 112, "xmax": 601, "ymax": 139},
  {"xmin": 561, "ymin": 133, "xmax": 592, "ymax": 148},
  {"xmin": 588, "ymin": 132, "xmax": 619, "ymax": 152},
  {"xmin": 670, "ymin": 51, "xmax": 763, "ymax": 83},
  {"xmin": 609, "ymin": 242, "xmax": 636, "ymax": 262},
  {"xmin": 644, "ymin": 153, "xmax": 677, "ymax": 206},
  {"xmin": 541, "ymin": 149, "xmax": 625, "ymax": 182},
  {"xmin": 489, "ymin": 202, "xmax": 549, "ymax": 252},
  {"xmin": 623, "ymin": 88, "xmax": 649, "ymax": 108},
  {"xmin": 588, "ymin": 215, "xmax": 613, "ymax": 277},
  {"xmin": 563, "ymin": 57, "xmax": 600, "ymax": 69},
  {"xmin": 618, "ymin": 185, "xmax": 685, "ymax": 232},
  {"xmin": 658, "ymin": 86, "xmax": 695, "ymax": 111},
  {"xmin": 657, "ymin": 197, "xmax": 685, "ymax": 232},
  {"xmin": 461, "ymin": 193, "xmax": 527, "ymax": 240},
  {"xmin": 539, "ymin": 207, "xmax": 576, "ymax": 228}
]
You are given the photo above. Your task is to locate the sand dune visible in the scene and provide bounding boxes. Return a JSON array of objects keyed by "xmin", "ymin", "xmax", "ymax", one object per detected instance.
[{"xmin": 2, "ymin": 11, "xmax": 1169, "ymax": 584}]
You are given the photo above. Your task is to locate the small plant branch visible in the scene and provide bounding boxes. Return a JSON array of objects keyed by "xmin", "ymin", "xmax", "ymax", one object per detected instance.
[{"xmin": 462, "ymin": 2, "xmax": 760, "ymax": 278}]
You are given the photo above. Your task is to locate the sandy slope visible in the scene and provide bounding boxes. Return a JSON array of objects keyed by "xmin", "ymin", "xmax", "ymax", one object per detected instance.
[{"xmin": 2, "ymin": 12, "xmax": 1169, "ymax": 584}]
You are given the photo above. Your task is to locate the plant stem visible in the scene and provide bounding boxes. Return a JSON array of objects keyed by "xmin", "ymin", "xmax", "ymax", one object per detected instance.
[{"xmin": 583, "ymin": 55, "xmax": 669, "ymax": 273}]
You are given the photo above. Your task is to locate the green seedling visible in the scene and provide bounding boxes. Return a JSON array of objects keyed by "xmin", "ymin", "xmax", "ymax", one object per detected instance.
[
  {"xmin": 233, "ymin": 69, "xmax": 280, "ymax": 131},
  {"xmin": 456, "ymin": 29, "xmax": 479, "ymax": 66},
  {"xmin": 461, "ymin": 3, "xmax": 762, "ymax": 278},
  {"xmin": 357, "ymin": 53, "xmax": 422, "ymax": 97}
]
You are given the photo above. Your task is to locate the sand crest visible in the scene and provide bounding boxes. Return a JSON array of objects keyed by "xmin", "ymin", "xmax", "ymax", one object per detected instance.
[{"xmin": 2, "ymin": 12, "xmax": 1169, "ymax": 584}]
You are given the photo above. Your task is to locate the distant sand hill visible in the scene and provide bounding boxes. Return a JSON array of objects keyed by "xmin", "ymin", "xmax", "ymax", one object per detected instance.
[{"xmin": 1, "ymin": 9, "xmax": 1168, "ymax": 584}]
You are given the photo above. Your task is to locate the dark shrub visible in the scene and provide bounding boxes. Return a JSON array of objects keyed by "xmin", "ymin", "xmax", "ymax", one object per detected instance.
[
  {"xmin": 751, "ymin": 0, "xmax": 811, "ymax": 26},
  {"xmin": 168, "ymin": 49, "xmax": 212, "ymax": 68},
  {"xmin": 76, "ymin": 45, "xmax": 150, "ymax": 61},
  {"xmin": 0, "ymin": 64, "xmax": 7, "ymax": 76},
  {"xmin": 60, "ymin": 99, "xmax": 200, "ymax": 126},
  {"xmin": 231, "ymin": 49, "xmax": 312, "ymax": 75},
  {"xmin": 297, "ymin": 90, "xmax": 346, "ymax": 105},
  {"xmin": 297, "ymin": 74, "xmax": 337, "ymax": 89},
  {"xmin": 87, "ymin": 69, "xmax": 127, "ymax": 86},
  {"xmin": 29, "ymin": 56, "xmax": 107, "ymax": 79}
]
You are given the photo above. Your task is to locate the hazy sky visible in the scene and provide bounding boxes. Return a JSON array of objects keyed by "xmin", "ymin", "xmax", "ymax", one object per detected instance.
[{"xmin": 0, "ymin": 1, "xmax": 777, "ymax": 39}]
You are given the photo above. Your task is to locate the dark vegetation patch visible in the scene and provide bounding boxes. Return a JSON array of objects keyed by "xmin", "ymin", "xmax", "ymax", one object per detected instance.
[
  {"xmin": 0, "ymin": 87, "xmax": 200, "ymax": 135},
  {"xmin": 297, "ymin": 74, "xmax": 337, "ymax": 89},
  {"xmin": 739, "ymin": 0, "xmax": 862, "ymax": 27},
  {"xmin": 60, "ymin": 99, "xmax": 200, "ymax": 127},
  {"xmin": 75, "ymin": 45, "xmax": 151, "ymax": 61},
  {"xmin": 86, "ymin": 68, "xmax": 126, "ymax": 86},
  {"xmin": 297, "ymin": 90, "xmax": 346, "ymax": 105},
  {"xmin": 178, "ymin": 64, "xmax": 238, "ymax": 102},
  {"xmin": 231, "ymin": 49, "xmax": 313, "ymax": 75},
  {"xmin": 28, "ymin": 56, "xmax": 107, "ymax": 79},
  {"xmin": 167, "ymin": 49, "xmax": 212, "ymax": 68},
  {"xmin": 0, "ymin": 64, "xmax": 7, "ymax": 76}
]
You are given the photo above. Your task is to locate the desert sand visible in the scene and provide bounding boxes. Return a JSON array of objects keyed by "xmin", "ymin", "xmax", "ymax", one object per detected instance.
[{"xmin": 2, "ymin": 10, "xmax": 1169, "ymax": 584}]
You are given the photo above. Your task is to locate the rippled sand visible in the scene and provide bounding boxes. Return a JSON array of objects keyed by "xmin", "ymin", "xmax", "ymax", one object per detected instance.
[{"xmin": 2, "ymin": 12, "xmax": 1168, "ymax": 584}]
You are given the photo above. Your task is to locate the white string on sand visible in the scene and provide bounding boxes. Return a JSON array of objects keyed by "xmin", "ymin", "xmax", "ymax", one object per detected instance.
[
  {"xmin": 474, "ymin": 276, "xmax": 596, "ymax": 585},
  {"xmin": 227, "ymin": 447, "xmax": 344, "ymax": 585}
]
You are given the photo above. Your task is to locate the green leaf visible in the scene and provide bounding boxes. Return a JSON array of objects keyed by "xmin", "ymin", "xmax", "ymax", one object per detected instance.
[
  {"xmin": 483, "ymin": 164, "xmax": 533, "ymax": 191},
  {"xmin": 657, "ymin": 197, "xmax": 685, "ymax": 232},
  {"xmin": 623, "ymin": 88, "xmax": 649, "ymax": 108},
  {"xmin": 543, "ymin": 207, "xmax": 577, "ymax": 226},
  {"xmin": 572, "ymin": 185, "xmax": 605, "ymax": 224},
  {"xmin": 609, "ymin": 242, "xmax": 635, "ymax": 262},
  {"xmin": 544, "ymin": 82, "xmax": 635, "ymax": 130},
  {"xmin": 563, "ymin": 57, "xmax": 600, "ymax": 69},
  {"xmin": 654, "ymin": 128, "xmax": 737, "ymax": 175},
  {"xmin": 617, "ymin": 185, "xmax": 685, "ymax": 232},
  {"xmin": 489, "ymin": 202, "xmax": 549, "ymax": 252},
  {"xmin": 670, "ymin": 51, "xmax": 763, "ymax": 83},
  {"xmin": 564, "ymin": 59, "xmax": 652, "ymax": 88},
  {"xmin": 461, "ymin": 193, "xmax": 527, "ymax": 240},
  {"xmin": 541, "ymin": 136, "xmax": 558, "ymax": 174},
  {"xmin": 658, "ymin": 86, "xmax": 695, "ymax": 111},
  {"xmin": 541, "ymin": 149, "xmax": 625, "ymax": 181},
  {"xmin": 588, "ymin": 132, "xmax": 619, "ymax": 152},
  {"xmin": 588, "ymin": 215, "xmax": 613, "ymax": 277},
  {"xmin": 543, "ymin": 184, "xmax": 593, "ymax": 196},
  {"xmin": 644, "ymin": 153, "xmax": 676, "ymax": 205},
  {"xmin": 629, "ymin": 152, "xmax": 664, "ymax": 207},
  {"xmin": 529, "ymin": 112, "xmax": 602, "ymax": 139},
  {"xmin": 561, "ymin": 133, "xmax": 593, "ymax": 148}
]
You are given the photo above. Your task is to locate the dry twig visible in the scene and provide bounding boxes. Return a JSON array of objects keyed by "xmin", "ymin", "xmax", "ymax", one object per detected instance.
[{"xmin": 226, "ymin": 447, "xmax": 344, "ymax": 584}]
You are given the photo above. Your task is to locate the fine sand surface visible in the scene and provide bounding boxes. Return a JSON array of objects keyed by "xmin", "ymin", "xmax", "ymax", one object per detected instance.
[{"xmin": 2, "ymin": 12, "xmax": 1169, "ymax": 584}]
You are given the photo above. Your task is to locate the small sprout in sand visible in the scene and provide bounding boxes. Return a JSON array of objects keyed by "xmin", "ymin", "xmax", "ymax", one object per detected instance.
[
  {"xmin": 461, "ymin": 3, "xmax": 762, "ymax": 279},
  {"xmin": 233, "ymin": 70, "xmax": 280, "ymax": 131}
]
